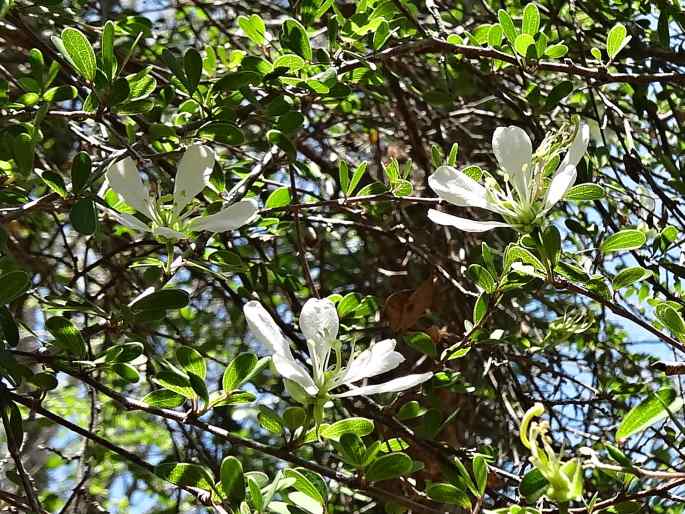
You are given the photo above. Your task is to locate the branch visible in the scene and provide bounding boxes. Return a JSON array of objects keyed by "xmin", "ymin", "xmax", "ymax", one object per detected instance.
[{"xmin": 336, "ymin": 38, "xmax": 685, "ymax": 85}]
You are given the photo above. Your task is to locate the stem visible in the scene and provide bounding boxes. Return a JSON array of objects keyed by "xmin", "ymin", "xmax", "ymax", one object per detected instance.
[{"xmin": 166, "ymin": 241, "xmax": 174, "ymax": 276}]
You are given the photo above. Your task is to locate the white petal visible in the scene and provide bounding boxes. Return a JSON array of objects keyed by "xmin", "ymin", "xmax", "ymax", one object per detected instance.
[
  {"xmin": 428, "ymin": 209, "xmax": 511, "ymax": 232},
  {"xmin": 243, "ymin": 301, "xmax": 293, "ymax": 359},
  {"xmin": 340, "ymin": 339, "xmax": 405, "ymax": 384},
  {"xmin": 492, "ymin": 126, "xmax": 532, "ymax": 200},
  {"xmin": 106, "ymin": 157, "xmax": 153, "ymax": 218},
  {"xmin": 272, "ymin": 354, "xmax": 318, "ymax": 396},
  {"xmin": 559, "ymin": 122, "xmax": 590, "ymax": 169},
  {"xmin": 334, "ymin": 372, "xmax": 433, "ymax": 398},
  {"xmin": 173, "ymin": 144, "xmax": 216, "ymax": 214},
  {"xmin": 152, "ymin": 226, "xmax": 187, "ymax": 241},
  {"xmin": 300, "ymin": 298, "xmax": 339, "ymax": 345},
  {"xmin": 428, "ymin": 166, "xmax": 494, "ymax": 211},
  {"xmin": 109, "ymin": 211, "xmax": 150, "ymax": 233},
  {"xmin": 187, "ymin": 199, "xmax": 259, "ymax": 233},
  {"xmin": 545, "ymin": 164, "xmax": 577, "ymax": 210}
]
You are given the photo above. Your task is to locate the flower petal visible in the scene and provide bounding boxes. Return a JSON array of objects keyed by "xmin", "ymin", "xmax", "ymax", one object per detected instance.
[
  {"xmin": 544, "ymin": 164, "xmax": 577, "ymax": 210},
  {"xmin": 273, "ymin": 354, "xmax": 318, "ymax": 396},
  {"xmin": 106, "ymin": 157, "xmax": 153, "ymax": 218},
  {"xmin": 340, "ymin": 339, "xmax": 405, "ymax": 385},
  {"xmin": 428, "ymin": 209, "xmax": 511, "ymax": 232},
  {"xmin": 108, "ymin": 210, "xmax": 150, "ymax": 233},
  {"xmin": 187, "ymin": 199, "xmax": 259, "ymax": 233},
  {"xmin": 428, "ymin": 165, "xmax": 495, "ymax": 211},
  {"xmin": 334, "ymin": 372, "xmax": 433, "ymax": 398},
  {"xmin": 173, "ymin": 144, "xmax": 216, "ymax": 214},
  {"xmin": 300, "ymin": 298, "xmax": 339, "ymax": 345},
  {"xmin": 559, "ymin": 122, "xmax": 590, "ymax": 169},
  {"xmin": 243, "ymin": 301, "xmax": 293, "ymax": 359},
  {"xmin": 492, "ymin": 126, "xmax": 532, "ymax": 200},
  {"xmin": 152, "ymin": 226, "xmax": 187, "ymax": 241}
]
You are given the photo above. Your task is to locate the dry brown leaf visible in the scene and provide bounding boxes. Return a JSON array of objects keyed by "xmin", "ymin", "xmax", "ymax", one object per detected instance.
[{"xmin": 384, "ymin": 275, "xmax": 436, "ymax": 332}]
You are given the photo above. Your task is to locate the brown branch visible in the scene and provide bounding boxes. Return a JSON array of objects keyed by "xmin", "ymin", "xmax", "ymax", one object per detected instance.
[{"xmin": 336, "ymin": 38, "xmax": 685, "ymax": 85}]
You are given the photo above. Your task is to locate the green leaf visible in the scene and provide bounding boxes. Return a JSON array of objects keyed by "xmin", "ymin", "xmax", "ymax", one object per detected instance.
[
  {"xmin": 60, "ymin": 27, "xmax": 97, "ymax": 81},
  {"xmin": 283, "ymin": 406, "xmax": 307, "ymax": 431},
  {"xmin": 40, "ymin": 171, "xmax": 67, "ymax": 198},
  {"xmin": 247, "ymin": 477, "xmax": 264, "ymax": 511},
  {"xmin": 0, "ymin": 271, "xmax": 30, "ymax": 305},
  {"xmin": 130, "ymin": 288, "xmax": 189, "ymax": 312},
  {"xmin": 473, "ymin": 456, "xmax": 487, "ymax": 496},
  {"xmin": 183, "ymin": 48, "xmax": 203, "ymax": 93},
  {"xmin": 266, "ymin": 129, "xmax": 296, "ymax": 160},
  {"xmin": 545, "ymin": 43, "xmax": 568, "ymax": 58},
  {"xmin": 284, "ymin": 468, "xmax": 325, "ymax": 504},
  {"xmin": 365, "ymin": 452, "xmax": 413, "ymax": 482},
  {"xmin": 347, "ymin": 162, "xmax": 368, "ymax": 195},
  {"xmin": 101, "ymin": 20, "xmax": 116, "ymax": 81},
  {"xmin": 338, "ymin": 160, "xmax": 349, "ymax": 194},
  {"xmin": 153, "ymin": 370, "xmax": 196, "ymax": 399},
  {"xmin": 108, "ymin": 77, "xmax": 130, "ymax": 105},
  {"xmin": 336, "ymin": 433, "xmax": 366, "ymax": 467},
  {"xmin": 612, "ymin": 266, "xmax": 652, "ymax": 290},
  {"xmin": 258, "ymin": 405, "xmax": 284, "ymax": 434},
  {"xmin": 238, "ymin": 14, "xmax": 266, "ymax": 45},
  {"xmin": 281, "ymin": 18, "xmax": 312, "ymax": 61},
  {"xmin": 565, "ymin": 183, "xmax": 604, "ymax": 201},
  {"xmin": 142, "ymin": 389, "xmax": 185, "ymax": 408},
  {"xmin": 176, "ymin": 346, "xmax": 206, "ymax": 380},
  {"xmin": 373, "ymin": 20, "xmax": 390, "ymax": 50},
  {"xmin": 45, "ymin": 316, "xmax": 87, "ymax": 356},
  {"xmin": 126, "ymin": 68, "xmax": 157, "ymax": 99},
  {"xmin": 497, "ymin": 9, "xmax": 517, "ymax": 45},
  {"xmin": 70, "ymin": 199, "xmax": 97, "ymax": 235},
  {"xmin": 514, "ymin": 34, "xmax": 535, "ymax": 57},
  {"xmin": 0, "ymin": 307, "xmax": 19, "ymax": 347},
  {"xmin": 600, "ymin": 229, "xmax": 646, "ymax": 253},
  {"xmin": 272, "ymin": 54, "xmax": 305, "ymax": 71},
  {"xmin": 655, "ymin": 304, "xmax": 685, "ymax": 334},
  {"xmin": 519, "ymin": 468, "xmax": 548, "ymax": 501},
  {"xmin": 13, "ymin": 133, "xmax": 34, "ymax": 174},
  {"xmin": 545, "ymin": 80, "xmax": 573, "ymax": 109},
  {"xmin": 488, "ymin": 24, "xmax": 503, "ymax": 48},
  {"xmin": 521, "ymin": 3, "xmax": 540, "ymax": 35},
  {"xmin": 467, "ymin": 264, "xmax": 496, "ymax": 294},
  {"xmin": 320, "ymin": 417, "xmax": 374, "ymax": 441},
  {"xmin": 43, "ymin": 85, "xmax": 77, "ymax": 102},
  {"xmin": 222, "ymin": 352, "xmax": 258, "ymax": 391},
  {"xmin": 1, "ymin": 401, "xmax": 23, "ymax": 447},
  {"xmin": 607, "ymin": 23, "xmax": 631, "ymax": 60},
  {"xmin": 404, "ymin": 332, "xmax": 437, "ymax": 358},
  {"xmin": 155, "ymin": 462, "xmax": 215, "ymax": 491},
  {"xmin": 616, "ymin": 387, "xmax": 684, "ymax": 443},
  {"xmin": 397, "ymin": 401, "xmax": 427, "ymax": 421},
  {"xmin": 220, "ymin": 456, "xmax": 245, "ymax": 502},
  {"xmin": 111, "ymin": 362, "xmax": 140, "ymax": 383},
  {"xmin": 198, "ymin": 122, "xmax": 244, "ymax": 146},
  {"xmin": 265, "ymin": 187, "xmax": 292, "ymax": 209},
  {"xmin": 426, "ymin": 483, "xmax": 471, "ymax": 507},
  {"xmin": 71, "ymin": 152, "xmax": 91, "ymax": 194},
  {"xmin": 503, "ymin": 245, "xmax": 545, "ymax": 273}
]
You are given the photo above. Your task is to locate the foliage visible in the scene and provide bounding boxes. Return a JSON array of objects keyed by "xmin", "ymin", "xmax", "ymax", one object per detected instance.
[{"xmin": 1, "ymin": 0, "xmax": 685, "ymax": 513}]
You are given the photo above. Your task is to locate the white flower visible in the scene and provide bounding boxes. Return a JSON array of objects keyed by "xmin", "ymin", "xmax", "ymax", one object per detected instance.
[
  {"xmin": 243, "ymin": 299, "xmax": 433, "ymax": 401},
  {"xmin": 427, "ymin": 119, "xmax": 590, "ymax": 233},
  {"xmin": 105, "ymin": 144, "xmax": 259, "ymax": 241}
]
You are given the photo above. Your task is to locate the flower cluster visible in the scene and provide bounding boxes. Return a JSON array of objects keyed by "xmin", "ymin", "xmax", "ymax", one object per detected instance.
[
  {"xmin": 243, "ymin": 298, "xmax": 433, "ymax": 404},
  {"xmin": 428, "ymin": 119, "xmax": 590, "ymax": 233},
  {"xmin": 520, "ymin": 403, "xmax": 583, "ymax": 503},
  {"xmin": 105, "ymin": 144, "xmax": 258, "ymax": 241}
]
